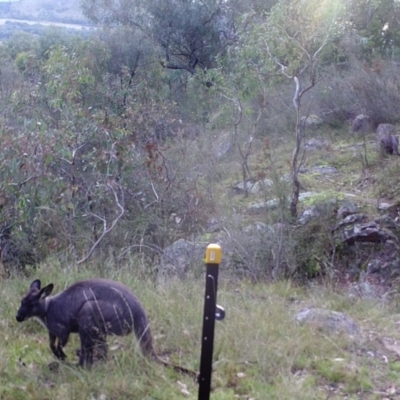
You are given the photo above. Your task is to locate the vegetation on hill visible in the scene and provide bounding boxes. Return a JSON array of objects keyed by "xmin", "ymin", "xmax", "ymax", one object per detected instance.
[{"xmin": 0, "ymin": 0, "xmax": 399, "ymax": 277}]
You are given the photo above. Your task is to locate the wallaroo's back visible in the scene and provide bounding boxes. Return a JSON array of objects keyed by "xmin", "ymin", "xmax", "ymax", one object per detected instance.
[{"xmin": 54, "ymin": 279, "xmax": 152, "ymax": 338}]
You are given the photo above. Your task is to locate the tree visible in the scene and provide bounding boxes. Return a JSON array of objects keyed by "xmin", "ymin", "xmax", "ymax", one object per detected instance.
[
  {"xmin": 345, "ymin": 0, "xmax": 400, "ymax": 59},
  {"xmin": 81, "ymin": 0, "xmax": 237, "ymax": 75},
  {"xmin": 247, "ymin": 0, "xmax": 345, "ymax": 217}
]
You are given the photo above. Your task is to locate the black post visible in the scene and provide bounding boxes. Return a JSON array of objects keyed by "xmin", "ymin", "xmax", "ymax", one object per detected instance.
[{"xmin": 198, "ymin": 244, "xmax": 222, "ymax": 400}]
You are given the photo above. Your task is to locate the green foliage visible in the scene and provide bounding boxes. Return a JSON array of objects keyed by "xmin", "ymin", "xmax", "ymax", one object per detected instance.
[
  {"xmin": 346, "ymin": 0, "xmax": 400, "ymax": 59},
  {"xmin": 81, "ymin": 0, "xmax": 237, "ymax": 74},
  {"xmin": 3, "ymin": 32, "xmax": 39, "ymax": 59},
  {"xmin": 42, "ymin": 44, "xmax": 94, "ymax": 109},
  {"xmin": 246, "ymin": 0, "xmax": 346, "ymax": 77}
]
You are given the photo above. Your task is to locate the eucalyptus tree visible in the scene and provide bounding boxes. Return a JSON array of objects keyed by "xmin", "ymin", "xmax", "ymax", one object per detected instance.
[
  {"xmin": 231, "ymin": 0, "xmax": 345, "ymax": 217},
  {"xmin": 265, "ymin": 0, "xmax": 345, "ymax": 217},
  {"xmin": 81, "ymin": 0, "xmax": 238, "ymax": 76}
]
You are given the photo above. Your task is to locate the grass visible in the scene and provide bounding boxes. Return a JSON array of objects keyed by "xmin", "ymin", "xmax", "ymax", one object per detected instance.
[{"xmin": 2, "ymin": 261, "xmax": 400, "ymax": 399}]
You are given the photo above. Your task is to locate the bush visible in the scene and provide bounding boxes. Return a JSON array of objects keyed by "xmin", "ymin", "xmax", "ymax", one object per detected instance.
[{"xmin": 312, "ymin": 60, "xmax": 400, "ymax": 127}]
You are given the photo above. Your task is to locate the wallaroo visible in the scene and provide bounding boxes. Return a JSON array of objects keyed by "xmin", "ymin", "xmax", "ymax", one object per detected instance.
[{"xmin": 16, "ymin": 278, "xmax": 197, "ymax": 376}]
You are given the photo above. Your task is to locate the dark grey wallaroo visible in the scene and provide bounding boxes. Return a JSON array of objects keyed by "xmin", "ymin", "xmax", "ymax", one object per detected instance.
[
  {"xmin": 16, "ymin": 279, "xmax": 153, "ymax": 365},
  {"xmin": 16, "ymin": 279, "xmax": 196, "ymax": 376}
]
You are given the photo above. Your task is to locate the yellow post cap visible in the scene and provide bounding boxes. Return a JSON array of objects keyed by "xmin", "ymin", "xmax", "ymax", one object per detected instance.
[{"xmin": 205, "ymin": 243, "xmax": 222, "ymax": 264}]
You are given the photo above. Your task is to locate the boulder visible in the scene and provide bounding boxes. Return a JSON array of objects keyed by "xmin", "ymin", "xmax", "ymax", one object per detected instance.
[
  {"xmin": 304, "ymin": 138, "xmax": 325, "ymax": 150},
  {"xmin": 295, "ymin": 307, "xmax": 360, "ymax": 335},
  {"xmin": 376, "ymin": 124, "xmax": 399, "ymax": 155},
  {"xmin": 300, "ymin": 114, "xmax": 324, "ymax": 129},
  {"xmin": 158, "ymin": 239, "xmax": 205, "ymax": 281},
  {"xmin": 337, "ymin": 200, "xmax": 359, "ymax": 219},
  {"xmin": 351, "ymin": 114, "xmax": 373, "ymax": 133}
]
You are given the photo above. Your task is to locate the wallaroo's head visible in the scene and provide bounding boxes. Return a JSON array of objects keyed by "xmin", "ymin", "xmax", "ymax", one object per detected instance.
[{"xmin": 16, "ymin": 280, "xmax": 54, "ymax": 322}]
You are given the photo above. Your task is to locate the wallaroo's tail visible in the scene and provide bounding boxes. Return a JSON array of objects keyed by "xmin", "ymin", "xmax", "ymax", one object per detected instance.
[
  {"xmin": 134, "ymin": 315, "xmax": 198, "ymax": 379},
  {"xmin": 154, "ymin": 354, "xmax": 199, "ymax": 380},
  {"xmin": 133, "ymin": 315, "xmax": 155, "ymax": 356}
]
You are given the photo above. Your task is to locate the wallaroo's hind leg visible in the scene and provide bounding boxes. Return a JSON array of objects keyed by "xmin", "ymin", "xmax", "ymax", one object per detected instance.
[
  {"xmin": 78, "ymin": 330, "xmax": 95, "ymax": 366},
  {"xmin": 95, "ymin": 338, "xmax": 108, "ymax": 361},
  {"xmin": 49, "ymin": 333, "xmax": 68, "ymax": 360},
  {"xmin": 75, "ymin": 338, "xmax": 107, "ymax": 362}
]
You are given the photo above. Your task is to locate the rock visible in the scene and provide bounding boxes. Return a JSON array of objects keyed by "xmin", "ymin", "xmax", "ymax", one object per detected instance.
[
  {"xmin": 204, "ymin": 218, "xmax": 222, "ymax": 233},
  {"xmin": 348, "ymin": 281, "xmax": 381, "ymax": 300},
  {"xmin": 298, "ymin": 191, "xmax": 317, "ymax": 201},
  {"xmin": 246, "ymin": 192, "xmax": 317, "ymax": 214},
  {"xmin": 246, "ymin": 199, "xmax": 282, "ymax": 213},
  {"xmin": 334, "ymin": 213, "xmax": 368, "ymax": 230},
  {"xmin": 250, "ymin": 179, "xmax": 274, "ymax": 193},
  {"xmin": 377, "ymin": 123, "xmax": 395, "ymax": 136},
  {"xmin": 376, "ymin": 123, "xmax": 399, "ymax": 155},
  {"xmin": 374, "ymin": 215, "xmax": 400, "ymax": 231},
  {"xmin": 298, "ymin": 206, "xmax": 322, "ymax": 225},
  {"xmin": 342, "ymin": 222, "xmax": 397, "ymax": 245},
  {"xmin": 304, "ymin": 138, "xmax": 325, "ymax": 150},
  {"xmin": 158, "ymin": 239, "xmax": 205, "ymax": 281},
  {"xmin": 300, "ymin": 114, "xmax": 324, "ymax": 129},
  {"xmin": 233, "ymin": 178, "xmax": 273, "ymax": 194},
  {"xmin": 337, "ymin": 200, "xmax": 359, "ymax": 219},
  {"xmin": 309, "ymin": 165, "xmax": 339, "ymax": 175},
  {"xmin": 378, "ymin": 202, "xmax": 398, "ymax": 213},
  {"xmin": 214, "ymin": 132, "xmax": 233, "ymax": 159},
  {"xmin": 366, "ymin": 259, "xmax": 382, "ymax": 275},
  {"xmin": 295, "ymin": 307, "xmax": 360, "ymax": 335},
  {"xmin": 366, "ymin": 258, "xmax": 400, "ymax": 280},
  {"xmin": 351, "ymin": 114, "xmax": 373, "ymax": 133},
  {"xmin": 298, "ymin": 199, "xmax": 337, "ymax": 225}
]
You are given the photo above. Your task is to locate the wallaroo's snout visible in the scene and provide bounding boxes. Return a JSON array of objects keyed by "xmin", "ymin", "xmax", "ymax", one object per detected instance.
[{"xmin": 16, "ymin": 312, "xmax": 25, "ymax": 322}]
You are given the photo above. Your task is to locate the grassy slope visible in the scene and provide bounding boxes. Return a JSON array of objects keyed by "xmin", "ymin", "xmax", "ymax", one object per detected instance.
[{"xmin": 2, "ymin": 257, "xmax": 400, "ymax": 400}]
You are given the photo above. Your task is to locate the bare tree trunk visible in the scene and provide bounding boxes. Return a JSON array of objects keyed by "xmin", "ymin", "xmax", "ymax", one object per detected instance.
[{"xmin": 290, "ymin": 77, "xmax": 302, "ymax": 218}]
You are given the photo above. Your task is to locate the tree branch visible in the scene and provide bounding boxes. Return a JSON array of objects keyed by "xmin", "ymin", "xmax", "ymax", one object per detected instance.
[{"xmin": 77, "ymin": 183, "xmax": 125, "ymax": 265}]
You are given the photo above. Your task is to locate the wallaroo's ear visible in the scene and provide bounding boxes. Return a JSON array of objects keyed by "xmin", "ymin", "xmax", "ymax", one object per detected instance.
[
  {"xmin": 30, "ymin": 280, "xmax": 41, "ymax": 290},
  {"xmin": 39, "ymin": 284, "xmax": 54, "ymax": 300}
]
